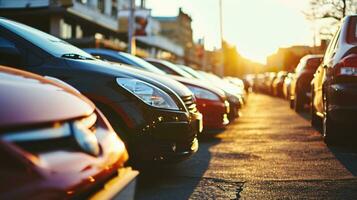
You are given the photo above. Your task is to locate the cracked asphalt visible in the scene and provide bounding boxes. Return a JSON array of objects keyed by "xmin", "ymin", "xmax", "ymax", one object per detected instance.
[{"xmin": 135, "ymin": 93, "xmax": 357, "ymax": 199}]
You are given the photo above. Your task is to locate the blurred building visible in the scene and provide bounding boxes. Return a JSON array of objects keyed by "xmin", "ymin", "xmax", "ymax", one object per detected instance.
[
  {"xmin": 0, "ymin": 0, "xmax": 183, "ymax": 58},
  {"xmin": 266, "ymin": 41, "xmax": 327, "ymax": 72},
  {"xmin": 154, "ymin": 8, "xmax": 202, "ymax": 66}
]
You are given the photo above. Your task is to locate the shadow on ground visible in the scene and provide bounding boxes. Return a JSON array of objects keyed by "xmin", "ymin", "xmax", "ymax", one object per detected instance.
[
  {"xmin": 330, "ymin": 145, "xmax": 357, "ymax": 176},
  {"xmin": 296, "ymin": 110, "xmax": 357, "ymax": 177},
  {"xmin": 134, "ymin": 132, "xmax": 223, "ymax": 200}
]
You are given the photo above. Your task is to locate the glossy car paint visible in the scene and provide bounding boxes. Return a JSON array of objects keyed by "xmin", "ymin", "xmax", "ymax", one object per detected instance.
[
  {"xmin": 85, "ymin": 49, "xmax": 227, "ymax": 130},
  {"xmin": 171, "ymin": 75, "xmax": 230, "ymax": 130},
  {"xmin": 145, "ymin": 58, "xmax": 241, "ymax": 122},
  {"xmin": 272, "ymin": 71, "xmax": 288, "ymax": 97},
  {"xmin": 0, "ymin": 66, "xmax": 137, "ymax": 199},
  {"xmin": 290, "ymin": 55, "xmax": 322, "ymax": 109},
  {"xmin": 312, "ymin": 15, "xmax": 357, "ymax": 141},
  {"xmin": 196, "ymin": 70, "xmax": 243, "ymax": 121},
  {"xmin": 0, "ymin": 18, "xmax": 199, "ymax": 162}
]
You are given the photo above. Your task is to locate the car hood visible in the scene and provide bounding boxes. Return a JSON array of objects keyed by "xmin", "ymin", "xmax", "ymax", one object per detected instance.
[
  {"xmin": 0, "ymin": 66, "xmax": 94, "ymax": 128},
  {"xmin": 65, "ymin": 59, "xmax": 193, "ymax": 97},
  {"xmin": 170, "ymin": 75, "xmax": 226, "ymax": 99}
]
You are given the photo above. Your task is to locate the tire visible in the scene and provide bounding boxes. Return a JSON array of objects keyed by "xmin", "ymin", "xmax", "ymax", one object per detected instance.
[
  {"xmin": 294, "ymin": 90, "xmax": 304, "ymax": 112},
  {"xmin": 323, "ymin": 112, "xmax": 338, "ymax": 145},
  {"xmin": 322, "ymin": 99, "xmax": 338, "ymax": 145},
  {"xmin": 289, "ymin": 99, "xmax": 294, "ymax": 109},
  {"xmin": 311, "ymin": 106, "xmax": 321, "ymax": 130},
  {"xmin": 311, "ymin": 88, "xmax": 321, "ymax": 130}
]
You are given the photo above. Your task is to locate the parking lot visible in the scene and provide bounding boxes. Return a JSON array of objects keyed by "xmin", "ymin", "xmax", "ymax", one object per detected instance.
[{"xmin": 136, "ymin": 93, "xmax": 357, "ymax": 199}]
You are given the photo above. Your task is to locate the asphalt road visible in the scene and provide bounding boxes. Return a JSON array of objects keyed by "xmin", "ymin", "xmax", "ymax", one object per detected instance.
[{"xmin": 135, "ymin": 93, "xmax": 357, "ymax": 200}]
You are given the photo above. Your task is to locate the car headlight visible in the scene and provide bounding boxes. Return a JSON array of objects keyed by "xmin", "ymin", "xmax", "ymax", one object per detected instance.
[
  {"xmin": 116, "ymin": 78, "xmax": 179, "ymax": 110},
  {"xmin": 186, "ymin": 85, "xmax": 220, "ymax": 101}
]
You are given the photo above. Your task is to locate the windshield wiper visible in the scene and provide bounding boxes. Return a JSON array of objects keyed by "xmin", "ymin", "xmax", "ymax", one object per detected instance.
[{"xmin": 62, "ymin": 53, "xmax": 94, "ymax": 60}]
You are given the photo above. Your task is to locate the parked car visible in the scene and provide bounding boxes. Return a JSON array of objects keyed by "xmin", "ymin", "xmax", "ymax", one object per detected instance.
[
  {"xmin": 311, "ymin": 15, "xmax": 357, "ymax": 144},
  {"xmin": 272, "ymin": 71, "xmax": 288, "ymax": 97},
  {"xmin": 146, "ymin": 58, "xmax": 241, "ymax": 121},
  {"xmin": 263, "ymin": 72, "xmax": 277, "ymax": 95},
  {"xmin": 0, "ymin": 66, "xmax": 138, "ymax": 199},
  {"xmin": 224, "ymin": 76, "xmax": 246, "ymax": 92},
  {"xmin": 177, "ymin": 64, "xmax": 207, "ymax": 81},
  {"xmin": 242, "ymin": 74, "xmax": 255, "ymax": 93},
  {"xmin": 253, "ymin": 73, "xmax": 266, "ymax": 93},
  {"xmin": 84, "ymin": 49, "xmax": 230, "ymax": 130},
  {"xmin": 0, "ymin": 18, "xmax": 200, "ymax": 162},
  {"xmin": 290, "ymin": 55, "xmax": 322, "ymax": 112},
  {"xmin": 196, "ymin": 70, "xmax": 244, "ymax": 120},
  {"xmin": 283, "ymin": 72, "xmax": 294, "ymax": 101}
]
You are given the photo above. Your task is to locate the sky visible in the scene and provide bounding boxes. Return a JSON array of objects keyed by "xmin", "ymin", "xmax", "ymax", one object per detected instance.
[{"xmin": 145, "ymin": 0, "xmax": 314, "ymax": 64}]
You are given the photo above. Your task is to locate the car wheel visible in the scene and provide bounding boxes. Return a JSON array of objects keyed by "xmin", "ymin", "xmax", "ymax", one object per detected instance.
[
  {"xmin": 289, "ymin": 99, "xmax": 294, "ymax": 109},
  {"xmin": 294, "ymin": 90, "xmax": 304, "ymax": 112},
  {"xmin": 322, "ymin": 99, "xmax": 338, "ymax": 145},
  {"xmin": 311, "ymin": 89, "xmax": 321, "ymax": 130}
]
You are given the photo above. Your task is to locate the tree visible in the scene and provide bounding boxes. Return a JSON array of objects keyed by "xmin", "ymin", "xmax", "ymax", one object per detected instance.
[{"xmin": 305, "ymin": 0, "xmax": 357, "ymax": 39}]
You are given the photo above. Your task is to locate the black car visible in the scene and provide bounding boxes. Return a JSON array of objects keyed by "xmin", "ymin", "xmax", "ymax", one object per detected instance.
[
  {"xmin": 0, "ymin": 18, "xmax": 201, "ymax": 162},
  {"xmin": 290, "ymin": 55, "xmax": 322, "ymax": 112},
  {"xmin": 311, "ymin": 15, "xmax": 357, "ymax": 144}
]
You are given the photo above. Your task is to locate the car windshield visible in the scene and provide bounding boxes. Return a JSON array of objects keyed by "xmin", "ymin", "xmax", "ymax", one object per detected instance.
[
  {"xmin": 159, "ymin": 61, "xmax": 196, "ymax": 78},
  {"xmin": 118, "ymin": 52, "xmax": 166, "ymax": 75},
  {"xmin": 179, "ymin": 65, "xmax": 207, "ymax": 80},
  {"xmin": 0, "ymin": 18, "xmax": 93, "ymax": 59}
]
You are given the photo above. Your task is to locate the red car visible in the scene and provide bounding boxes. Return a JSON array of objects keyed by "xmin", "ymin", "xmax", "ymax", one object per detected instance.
[
  {"xmin": 172, "ymin": 76, "xmax": 230, "ymax": 130},
  {"xmin": 0, "ymin": 66, "xmax": 138, "ymax": 199}
]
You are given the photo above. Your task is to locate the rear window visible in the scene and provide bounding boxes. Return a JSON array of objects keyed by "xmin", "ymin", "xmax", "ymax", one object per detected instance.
[
  {"xmin": 347, "ymin": 16, "xmax": 357, "ymax": 44},
  {"xmin": 306, "ymin": 57, "xmax": 321, "ymax": 70}
]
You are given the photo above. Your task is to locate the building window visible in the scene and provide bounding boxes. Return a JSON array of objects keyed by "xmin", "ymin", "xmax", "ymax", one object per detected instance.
[
  {"xmin": 76, "ymin": 25, "xmax": 83, "ymax": 39},
  {"xmin": 98, "ymin": 0, "xmax": 105, "ymax": 13},
  {"xmin": 60, "ymin": 19, "xmax": 72, "ymax": 39},
  {"xmin": 76, "ymin": 0, "xmax": 87, "ymax": 4},
  {"xmin": 111, "ymin": 0, "xmax": 118, "ymax": 18}
]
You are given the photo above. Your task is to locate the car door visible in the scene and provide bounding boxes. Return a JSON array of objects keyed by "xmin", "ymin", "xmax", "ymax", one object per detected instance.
[{"xmin": 314, "ymin": 27, "xmax": 341, "ymax": 115}]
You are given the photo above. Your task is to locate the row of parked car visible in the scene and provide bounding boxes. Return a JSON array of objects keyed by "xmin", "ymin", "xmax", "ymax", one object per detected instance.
[
  {"xmin": 0, "ymin": 18, "xmax": 246, "ymax": 199},
  {"xmin": 248, "ymin": 15, "xmax": 357, "ymax": 146}
]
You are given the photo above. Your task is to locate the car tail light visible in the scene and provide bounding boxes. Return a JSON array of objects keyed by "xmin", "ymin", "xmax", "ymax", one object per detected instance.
[{"xmin": 334, "ymin": 54, "xmax": 357, "ymax": 76}]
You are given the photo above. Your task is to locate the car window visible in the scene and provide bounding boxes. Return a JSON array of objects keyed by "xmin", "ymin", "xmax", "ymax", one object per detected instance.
[
  {"xmin": 93, "ymin": 53, "xmax": 126, "ymax": 64},
  {"xmin": 0, "ymin": 36, "xmax": 24, "ymax": 67},
  {"xmin": 148, "ymin": 61, "xmax": 179, "ymax": 75},
  {"xmin": 306, "ymin": 58, "xmax": 321, "ymax": 71},
  {"xmin": 118, "ymin": 53, "xmax": 166, "ymax": 75},
  {"xmin": 149, "ymin": 61, "xmax": 195, "ymax": 78},
  {"xmin": 347, "ymin": 16, "xmax": 357, "ymax": 44},
  {"xmin": 323, "ymin": 27, "xmax": 341, "ymax": 63}
]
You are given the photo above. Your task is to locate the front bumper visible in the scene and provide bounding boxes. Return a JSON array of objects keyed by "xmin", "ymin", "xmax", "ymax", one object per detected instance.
[
  {"xmin": 197, "ymin": 99, "xmax": 229, "ymax": 130},
  {"xmin": 130, "ymin": 135, "xmax": 199, "ymax": 162},
  {"xmin": 327, "ymin": 83, "xmax": 357, "ymax": 124},
  {"xmin": 89, "ymin": 168, "xmax": 139, "ymax": 200},
  {"xmin": 129, "ymin": 109, "xmax": 201, "ymax": 162}
]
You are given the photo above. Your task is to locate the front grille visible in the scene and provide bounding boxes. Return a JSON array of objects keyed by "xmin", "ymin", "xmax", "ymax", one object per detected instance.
[
  {"xmin": 181, "ymin": 95, "xmax": 198, "ymax": 113},
  {"xmin": 157, "ymin": 137, "xmax": 196, "ymax": 154}
]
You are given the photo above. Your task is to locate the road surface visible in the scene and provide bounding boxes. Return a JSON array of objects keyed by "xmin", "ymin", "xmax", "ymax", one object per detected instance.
[{"xmin": 135, "ymin": 93, "xmax": 357, "ymax": 199}]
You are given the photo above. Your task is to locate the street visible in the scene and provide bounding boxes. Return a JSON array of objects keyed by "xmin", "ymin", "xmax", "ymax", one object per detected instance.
[{"xmin": 136, "ymin": 93, "xmax": 357, "ymax": 199}]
